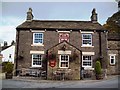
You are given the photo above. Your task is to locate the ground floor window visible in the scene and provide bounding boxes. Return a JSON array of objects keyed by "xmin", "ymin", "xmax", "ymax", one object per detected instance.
[
  {"xmin": 59, "ymin": 55, "xmax": 69, "ymax": 68},
  {"xmin": 110, "ymin": 54, "xmax": 116, "ymax": 65},
  {"xmin": 32, "ymin": 54, "xmax": 42, "ymax": 67},
  {"xmin": 82, "ymin": 55, "xmax": 92, "ymax": 68}
]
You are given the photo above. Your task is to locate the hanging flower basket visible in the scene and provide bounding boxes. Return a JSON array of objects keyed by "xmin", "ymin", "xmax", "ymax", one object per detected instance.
[
  {"xmin": 48, "ymin": 53, "xmax": 56, "ymax": 60},
  {"xmin": 69, "ymin": 52, "xmax": 78, "ymax": 62}
]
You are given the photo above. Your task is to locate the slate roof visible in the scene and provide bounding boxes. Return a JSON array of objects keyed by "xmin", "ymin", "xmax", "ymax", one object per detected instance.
[
  {"xmin": 1, "ymin": 43, "xmax": 16, "ymax": 51},
  {"xmin": 1, "ymin": 45, "xmax": 12, "ymax": 51},
  {"xmin": 16, "ymin": 20, "xmax": 106, "ymax": 30}
]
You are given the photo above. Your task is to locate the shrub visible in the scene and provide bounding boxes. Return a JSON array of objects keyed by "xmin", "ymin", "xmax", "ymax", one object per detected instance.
[
  {"xmin": 2, "ymin": 62, "xmax": 8, "ymax": 73},
  {"xmin": 95, "ymin": 60, "xmax": 102, "ymax": 75},
  {"xmin": 5, "ymin": 62, "xmax": 14, "ymax": 73}
]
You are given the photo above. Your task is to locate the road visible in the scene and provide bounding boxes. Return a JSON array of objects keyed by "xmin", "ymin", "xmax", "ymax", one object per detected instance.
[{"xmin": 1, "ymin": 75, "xmax": 119, "ymax": 88}]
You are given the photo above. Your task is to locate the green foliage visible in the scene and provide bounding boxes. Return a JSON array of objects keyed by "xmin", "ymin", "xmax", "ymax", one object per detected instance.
[
  {"xmin": 103, "ymin": 11, "xmax": 120, "ymax": 34},
  {"xmin": 95, "ymin": 60, "xmax": 102, "ymax": 75},
  {"xmin": 69, "ymin": 52, "xmax": 78, "ymax": 62},
  {"xmin": 48, "ymin": 53, "xmax": 56, "ymax": 60},
  {"xmin": 2, "ymin": 62, "xmax": 8, "ymax": 73},
  {"xmin": 4, "ymin": 62, "xmax": 14, "ymax": 73}
]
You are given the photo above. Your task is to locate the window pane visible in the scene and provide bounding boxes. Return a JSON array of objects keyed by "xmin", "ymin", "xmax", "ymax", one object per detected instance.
[
  {"xmin": 83, "ymin": 56, "xmax": 92, "ymax": 67},
  {"xmin": 60, "ymin": 55, "xmax": 69, "ymax": 68},
  {"xmin": 34, "ymin": 33, "xmax": 43, "ymax": 44},
  {"xmin": 82, "ymin": 34, "xmax": 92, "ymax": 46},
  {"xmin": 110, "ymin": 55, "xmax": 115, "ymax": 64},
  {"xmin": 111, "ymin": 59, "xmax": 114, "ymax": 63},
  {"xmin": 32, "ymin": 54, "xmax": 42, "ymax": 67},
  {"xmin": 83, "ymin": 34, "xmax": 91, "ymax": 39},
  {"xmin": 111, "ymin": 56, "xmax": 114, "ymax": 58}
]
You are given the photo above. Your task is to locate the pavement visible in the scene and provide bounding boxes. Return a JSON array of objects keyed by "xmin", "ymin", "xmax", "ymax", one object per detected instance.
[
  {"xmin": 3, "ymin": 74, "xmax": 119, "ymax": 83},
  {"xmin": 0, "ymin": 73, "xmax": 5, "ymax": 79},
  {"xmin": 1, "ymin": 74, "xmax": 119, "ymax": 88}
]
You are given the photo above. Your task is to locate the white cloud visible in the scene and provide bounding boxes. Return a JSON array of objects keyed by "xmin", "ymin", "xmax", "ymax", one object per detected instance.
[
  {"xmin": 1, "ymin": 16, "xmax": 24, "ymax": 26},
  {"xmin": 0, "ymin": 26, "xmax": 16, "ymax": 45},
  {"xmin": 0, "ymin": 17, "xmax": 24, "ymax": 45}
]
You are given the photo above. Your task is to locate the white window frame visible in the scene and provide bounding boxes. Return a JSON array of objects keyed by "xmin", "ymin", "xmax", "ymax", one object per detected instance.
[
  {"xmin": 82, "ymin": 55, "xmax": 92, "ymax": 68},
  {"xmin": 109, "ymin": 54, "xmax": 116, "ymax": 65},
  {"xmin": 33, "ymin": 33, "xmax": 43, "ymax": 45},
  {"xmin": 32, "ymin": 54, "xmax": 42, "ymax": 67},
  {"xmin": 82, "ymin": 34, "xmax": 92, "ymax": 46},
  {"xmin": 59, "ymin": 55, "xmax": 69, "ymax": 68}
]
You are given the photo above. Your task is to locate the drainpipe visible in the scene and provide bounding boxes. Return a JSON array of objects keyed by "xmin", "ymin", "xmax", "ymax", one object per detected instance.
[
  {"xmin": 80, "ymin": 50, "xmax": 82, "ymax": 80},
  {"xmin": 98, "ymin": 31, "xmax": 102, "ymax": 65},
  {"xmin": 15, "ymin": 30, "xmax": 20, "ymax": 76},
  {"xmin": 46, "ymin": 50, "xmax": 48, "ymax": 80}
]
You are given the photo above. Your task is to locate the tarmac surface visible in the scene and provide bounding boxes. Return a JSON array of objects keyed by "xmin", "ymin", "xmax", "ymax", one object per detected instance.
[{"xmin": 1, "ymin": 75, "xmax": 119, "ymax": 89}]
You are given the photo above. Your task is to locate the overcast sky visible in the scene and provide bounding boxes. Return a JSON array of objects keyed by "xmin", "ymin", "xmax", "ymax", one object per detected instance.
[{"xmin": 0, "ymin": 1, "xmax": 119, "ymax": 45}]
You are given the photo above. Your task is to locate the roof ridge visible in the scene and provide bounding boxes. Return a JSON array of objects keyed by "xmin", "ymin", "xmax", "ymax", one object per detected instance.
[{"xmin": 32, "ymin": 19, "xmax": 92, "ymax": 22}]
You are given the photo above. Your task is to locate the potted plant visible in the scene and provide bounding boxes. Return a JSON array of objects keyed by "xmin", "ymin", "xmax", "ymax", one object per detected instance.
[
  {"xmin": 5, "ymin": 62, "xmax": 14, "ymax": 79},
  {"xmin": 95, "ymin": 60, "xmax": 102, "ymax": 80}
]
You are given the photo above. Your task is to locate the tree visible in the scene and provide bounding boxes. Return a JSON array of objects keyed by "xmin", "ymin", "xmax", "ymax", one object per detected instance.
[{"xmin": 103, "ymin": 11, "xmax": 120, "ymax": 34}]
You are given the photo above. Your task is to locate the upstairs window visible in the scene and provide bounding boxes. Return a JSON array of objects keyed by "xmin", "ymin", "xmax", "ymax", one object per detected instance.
[
  {"xmin": 33, "ymin": 33, "xmax": 43, "ymax": 45},
  {"xmin": 32, "ymin": 54, "xmax": 42, "ymax": 67},
  {"xmin": 82, "ymin": 34, "xmax": 92, "ymax": 46},
  {"xmin": 59, "ymin": 33, "xmax": 69, "ymax": 43},
  {"xmin": 110, "ymin": 55, "xmax": 116, "ymax": 65}
]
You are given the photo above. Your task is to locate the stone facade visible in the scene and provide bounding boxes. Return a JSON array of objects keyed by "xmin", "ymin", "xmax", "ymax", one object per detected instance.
[
  {"xmin": 106, "ymin": 10, "xmax": 120, "ymax": 75},
  {"xmin": 107, "ymin": 40, "xmax": 120, "ymax": 75},
  {"xmin": 15, "ymin": 8, "xmax": 108, "ymax": 80},
  {"xmin": 47, "ymin": 41, "xmax": 81, "ymax": 80}
]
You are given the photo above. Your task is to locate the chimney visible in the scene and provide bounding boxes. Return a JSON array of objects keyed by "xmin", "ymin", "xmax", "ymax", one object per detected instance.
[
  {"xmin": 26, "ymin": 8, "xmax": 34, "ymax": 21},
  {"xmin": 91, "ymin": 8, "xmax": 98, "ymax": 23}
]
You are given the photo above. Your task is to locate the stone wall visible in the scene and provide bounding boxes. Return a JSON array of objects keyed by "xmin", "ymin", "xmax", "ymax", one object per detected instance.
[
  {"xmin": 107, "ymin": 49, "xmax": 120, "ymax": 75},
  {"xmin": 47, "ymin": 41, "xmax": 81, "ymax": 80},
  {"xmin": 15, "ymin": 29, "xmax": 108, "ymax": 78},
  {"xmin": 107, "ymin": 40, "xmax": 120, "ymax": 75}
]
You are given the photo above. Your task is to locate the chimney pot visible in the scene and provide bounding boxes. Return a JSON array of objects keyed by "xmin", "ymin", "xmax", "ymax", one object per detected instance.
[
  {"xmin": 91, "ymin": 8, "xmax": 98, "ymax": 23},
  {"xmin": 26, "ymin": 8, "xmax": 34, "ymax": 21}
]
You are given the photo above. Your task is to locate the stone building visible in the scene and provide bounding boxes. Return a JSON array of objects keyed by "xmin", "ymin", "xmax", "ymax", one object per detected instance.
[
  {"xmin": 107, "ymin": 33, "xmax": 120, "ymax": 75},
  {"xmin": 15, "ymin": 8, "xmax": 107, "ymax": 80},
  {"xmin": 106, "ymin": 11, "xmax": 120, "ymax": 75}
]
